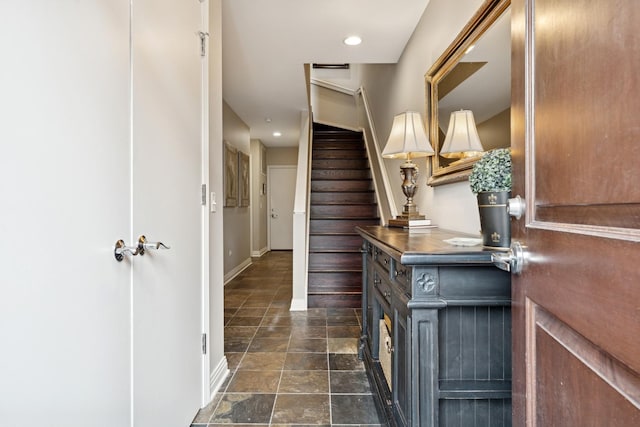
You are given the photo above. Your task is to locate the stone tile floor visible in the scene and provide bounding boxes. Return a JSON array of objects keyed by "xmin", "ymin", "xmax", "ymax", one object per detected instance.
[{"xmin": 191, "ymin": 251, "xmax": 383, "ymax": 426}]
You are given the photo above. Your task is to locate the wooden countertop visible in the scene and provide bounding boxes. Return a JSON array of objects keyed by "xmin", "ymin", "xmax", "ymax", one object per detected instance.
[{"xmin": 356, "ymin": 226, "xmax": 497, "ymax": 266}]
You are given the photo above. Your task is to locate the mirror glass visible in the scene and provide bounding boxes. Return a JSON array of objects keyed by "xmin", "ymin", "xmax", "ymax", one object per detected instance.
[{"xmin": 427, "ymin": 1, "xmax": 511, "ymax": 186}]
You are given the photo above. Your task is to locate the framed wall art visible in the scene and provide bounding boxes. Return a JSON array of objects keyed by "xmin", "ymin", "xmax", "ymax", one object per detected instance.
[
  {"xmin": 238, "ymin": 151, "xmax": 250, "ymax": 207},
  {"xmin": 224, "ymin": 141, "xmax": 238, "ymax": 207}
]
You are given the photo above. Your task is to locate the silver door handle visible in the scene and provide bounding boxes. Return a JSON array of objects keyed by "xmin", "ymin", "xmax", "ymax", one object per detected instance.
[
  {"xmin": 114, "ymin": 239, "xmax": 140, "ymax": 262},
  {"xmin": 271, "ymin": 213, "xmax": 278, "ymax": 218},
  {"xmin": 491, "ymin": 241, "xmax": 526, "ymax": 274},
  {"xmin": 137, "ymin": 235, "xmax": 170, "ymax": 256}
]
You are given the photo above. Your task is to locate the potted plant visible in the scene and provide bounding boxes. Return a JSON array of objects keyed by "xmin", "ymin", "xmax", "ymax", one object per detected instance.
[{"xmin": 469, "ymin": 148, "xmax": 512, "ymax": 249}]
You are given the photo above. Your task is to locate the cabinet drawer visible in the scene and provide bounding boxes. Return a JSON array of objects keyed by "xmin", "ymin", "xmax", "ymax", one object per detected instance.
[
  {"xmin": 373, "ymin": 269, "xmax": 392, "ymax": 306},
  {"xmin": 373, "ymin": 246, "xmax": 392, "ymax": 273},
  {"xmin": 392, "ymin": 262, "xmax": 411, "ymax": 294}
]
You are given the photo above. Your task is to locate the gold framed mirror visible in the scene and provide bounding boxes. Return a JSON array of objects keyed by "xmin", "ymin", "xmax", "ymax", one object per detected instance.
[{"xmin": 426, "ymin": 0, "xmax": 511, "ymax": 186}]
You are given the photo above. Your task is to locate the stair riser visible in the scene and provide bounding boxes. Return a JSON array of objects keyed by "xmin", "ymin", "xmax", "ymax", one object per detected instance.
[
  {"xmin": 308, "ymin": 271, "xmax": 362, "ymax": 288},
  {"xmin": 312, "ymin": 140, "xmax": 365, "ymax": 149},
  {"xmin": 311, "ymin": 169, "xmax": 371, "ymax": 180},
  {"xmin": 307, "ymin": 294, "xmax": 362, "ymax": 308},
  {"xmin": 309, "ymin": 218, "xmax": 380, "ymax": 233},
  {"xmin": 311, "ymin": 180, "xmax": 373, "ymax": 192},
  {"xmin": 309, "ymin": 235, "xmax": 363, "ymax": 251},
  {"xmin": 310, "ymin": 204, "xmax": 378, "ymax": 218},
  {"xmin": 312, "ymin": 149, "xmax": 366, "ymax": 159},
  {"xmin": 312, "ymin": 159, "xmax": 369, "ymax": 169},
  {"xmin": 308, "ymin": 252, "xmax": 362, "ymax": 270},
  {"xmin": 311, "ymin": 192, "xmax": 375, "ymax": 204}
]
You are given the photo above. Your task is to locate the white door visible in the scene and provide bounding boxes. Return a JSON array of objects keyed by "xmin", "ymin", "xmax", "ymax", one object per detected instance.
[
  {"xmin": 0, "ymin": 2, "xmax": 132, "ymax": 426},
  {"xmin": 268, "ymin": 166, "xmax": 297, "ymax": 250},
  {"xmin": 131, "ymin": 0, "xmax": 203, "ymax": 425},
  {"xmin": 0, "ymin": 2, "xmax": 205, "ymax": 426}
]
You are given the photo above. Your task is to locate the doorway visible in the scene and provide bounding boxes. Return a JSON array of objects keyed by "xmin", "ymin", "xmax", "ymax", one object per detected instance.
[{"xmin": 267, "ymin": 166, "xmax": 297, "ymax": 250}]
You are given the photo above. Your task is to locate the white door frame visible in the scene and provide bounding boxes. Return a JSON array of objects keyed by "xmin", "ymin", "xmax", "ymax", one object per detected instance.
[
  {"xmin": 199, "ymin": 0, "xmax": 211, "ymax": 407},
  {"xmin": 267, "ymin": 165, "xmax": 297, "ymax": 250}
]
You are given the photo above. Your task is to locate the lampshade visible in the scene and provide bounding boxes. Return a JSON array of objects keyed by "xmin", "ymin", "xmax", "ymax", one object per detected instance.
[
  {"xmin": 440, "ymin": 109, "xmax": 484, "ymax": 159},
  {"xmin": 382, "ymin": 111, "xmax": 434, "ymax": 159}
]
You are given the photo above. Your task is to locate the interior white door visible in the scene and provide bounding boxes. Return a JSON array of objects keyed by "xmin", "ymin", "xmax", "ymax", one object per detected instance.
[
  {"xmin": 131, "ymin": 1, "xmax": 203, "ymax": 426},
  {"xmin": 0, "ymin": 2, "xmax": 132, "ymax": 426},
  {"xmin": 268, "ymin": 166, "xmax": 297, "ymax": 250}
]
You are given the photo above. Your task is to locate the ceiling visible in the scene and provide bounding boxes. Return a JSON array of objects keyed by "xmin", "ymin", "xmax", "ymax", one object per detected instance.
[{"xmin": 221, "ymin": 0, "xmax": 431, "ymax": 147}]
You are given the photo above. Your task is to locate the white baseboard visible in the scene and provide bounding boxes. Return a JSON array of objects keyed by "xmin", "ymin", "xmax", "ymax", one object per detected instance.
[
  {"xmin": 251, "ymin": 247, "xmax": 269, "ymax": 257},
  {"xmin": 224, "ymin": 257, "xmax": 252, "ymax": 285},
  {"xmin": 208, "ymin": 356, "xmax": 229, "ymax": 399},
  {"xmin": 289, "ymin": 298, "xmax": 308, "ymax": 311}
]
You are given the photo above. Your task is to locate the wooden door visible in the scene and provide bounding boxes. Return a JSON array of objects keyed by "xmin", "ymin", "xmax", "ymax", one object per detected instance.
[
  {"xmin": 131, "ymin": 0, "xmax": 204, "ymax": 425},
  {"xmin": 511, "ymin": 0, "xmax": 640, "ymax": 425}
]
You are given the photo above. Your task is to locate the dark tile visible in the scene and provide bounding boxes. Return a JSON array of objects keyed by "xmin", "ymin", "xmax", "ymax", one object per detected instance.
[
  {"xmin": 272, "ymin": 394, "xmax": 330, "ymax": 425},
  {"xmin": 327, "ymin": 308, "xmax": 357, "ymax": 317},
  {"xmin": 226, "ymin": 370, "xmax": 281, "ymax": 393},
  {"xmin": 254, "ymin": 326, "xmax": 291, "ymax": 338},
  {"xmin": 238, "ymin": 352, "xmax": 286, "ymax": 370},
  {"xmin": 331, "ymin": 394, "xmax": 381, "ymax": 425},
  {"xmin": 328, "ymin": 338, "xmax": 359, "ymax": 354},
  {"xmin": 330, "ymin": 370, "xmax": 371, "ymax": 393},
  {"xmin": 224, "ymin": 326, "xmax": 258, "ymax": 338},
  {"xmin": 329, "ymin": 353, "xmax": 365, "ymax": 371},
  {"xmin": 327, "ymin": 315, "xmax": 360, "ymax": 326},
  {"xmin": 225, "ymin": 352, "xmax": 244, "ymax": 371},
  {"xmin": 292, "ymin": 317, "xmax": 327, "ymax": 327},
  {"xmin": 288, "ymin": 338, "xmax": 327, "ymax": 353},
  {"xmin": 211, "ymin": 393, "xmax": 276, "ymax": 424},
  {"xmin": 327, "ymin": 325, "xmax": 361, "ymax": 338},
  {"xmin": 233, "ymin": 307, "xmax": 267, "ymax": 317},
  {"xmin": 247, "ymin": 337, "xmax": 289, "ymax": 352},
  {"xmin": 226, "ymin": 316, "xmax": 264, "ymax": 327},
  {"xmin": 284, "ymin": 352, "xmax": 328, "ymax": 370},
  {"xmin": 224, "ymin": 337, "xmax": 251, "ymax": 353},
  {"xmin": 279, "ymin": 370, "xmax": 329, "ymax": 393},
  {"xmin": 291, "ymin": 325, "xmax": 327, "ymax": 339}
]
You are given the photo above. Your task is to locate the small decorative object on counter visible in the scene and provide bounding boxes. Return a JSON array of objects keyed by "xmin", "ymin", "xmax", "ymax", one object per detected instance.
[{"xmin": 469, "ymin": 148, "xmax": 512, "ymax": 249}]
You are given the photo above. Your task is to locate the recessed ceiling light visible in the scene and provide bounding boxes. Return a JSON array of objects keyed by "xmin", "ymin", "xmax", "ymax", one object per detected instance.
[
  {"xmin": 273, "ymin": 131, "xmax": 281, "ymax": 137},
  {"xmin": 343, "ymin": 36, "xmax": 362, "ymax": 46},
  {"xmin": 265, "ymin": 117, "xmax": 272, "ymax": 123}
]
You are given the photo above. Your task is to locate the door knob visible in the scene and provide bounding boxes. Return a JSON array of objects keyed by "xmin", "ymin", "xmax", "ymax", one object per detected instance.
[
  {"xmin": 114, "ymin": 239, "xmax": 140, "ymax": 262},
  {"xmin": 491, "ymin": 241, "xmax": 526, "ymax": 274},
  {"xmin": 137, "ymin": 235, "xmax": 170, "ymax": 256},
  {"xmin": 508, "ymin": 195, "xmax": 526, "ymax": 219},
  {"xmin": 271, "ymin": 213, "xmax": 278, "ymax": 218}
]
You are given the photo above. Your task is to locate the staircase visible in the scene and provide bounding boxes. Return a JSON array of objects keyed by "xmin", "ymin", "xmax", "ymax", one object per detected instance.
[{"xmin": 307, "ymin": 123, "xmax": 380, "ymax": 308}]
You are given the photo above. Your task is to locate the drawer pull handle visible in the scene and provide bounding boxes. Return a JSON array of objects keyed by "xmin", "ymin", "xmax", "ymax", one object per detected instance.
[
  {"xmin": 385, "ymin": 338, "xmax": 394, "ymax": 354},
  {"xmin": 394, "ymin": 270, "xmax": 406, "ymax": 278},
  {"xmin": 383, "ymin": 258, "xmax": 389, "ymax": 265},
  {"xmin": 374, "ymin": 279, "xmax": 381, "ymax": 285}
]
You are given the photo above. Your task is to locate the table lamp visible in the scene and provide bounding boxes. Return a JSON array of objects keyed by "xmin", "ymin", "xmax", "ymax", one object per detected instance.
[{"xmin": 382, "ymin": 111, "xmax": 435, "ymax": 226}]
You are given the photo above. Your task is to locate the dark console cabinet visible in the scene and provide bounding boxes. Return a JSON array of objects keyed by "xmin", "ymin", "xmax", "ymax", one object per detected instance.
[{"xmin": 357, "ymin": 226, "xmax": 512, "ymax": 427}]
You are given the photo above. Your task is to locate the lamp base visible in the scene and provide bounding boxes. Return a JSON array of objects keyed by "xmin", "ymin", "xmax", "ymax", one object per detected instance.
[{"xmin": 388, "ymin": 214, "xmax": 430, "ymax": 228}]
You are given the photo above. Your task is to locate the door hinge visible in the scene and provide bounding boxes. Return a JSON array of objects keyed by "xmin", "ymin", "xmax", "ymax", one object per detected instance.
[
  {"xmin": 201, "ymin": 184, "xmax": 207, "ymax": 206},
  {"xmin": 201, "ymin": 333, "xmax": 207, "ymax": 355},
  {"xmin": 198, "ymin": 31, "xmax": 209, "ymax": 57}
]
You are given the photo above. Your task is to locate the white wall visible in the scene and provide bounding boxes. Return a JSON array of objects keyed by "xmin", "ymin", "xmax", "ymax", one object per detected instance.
[
  {"xmin": 222, "ymin": 101, "xmax": 252, "ymax": 278},
  {"xmin": 360, "ymin": 0, "xmax": 486, "ymax": 235},
  {"xmin": 208, "ymin": 0, "xmax": 228, "ymax": 400},
  {"xmin": 250, "ymin": 138, "xmax": 268, "ymax": 256}
]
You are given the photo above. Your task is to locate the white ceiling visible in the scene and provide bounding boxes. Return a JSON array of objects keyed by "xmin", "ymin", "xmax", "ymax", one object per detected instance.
[{"xmin": 222, "ymin": 0, "xmax": 431, "ymax": 147}]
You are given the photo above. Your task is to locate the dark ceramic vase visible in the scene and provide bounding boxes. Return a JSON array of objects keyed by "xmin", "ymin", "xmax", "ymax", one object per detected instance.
[{"xmin": 477, "ymin": 191, "xmax": 511, "ymax": 250}]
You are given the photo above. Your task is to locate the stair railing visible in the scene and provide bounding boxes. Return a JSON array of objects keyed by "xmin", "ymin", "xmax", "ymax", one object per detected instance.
[{"xmin": 355, "ymin": 86, "xmax": 397, "ymax": 224}]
